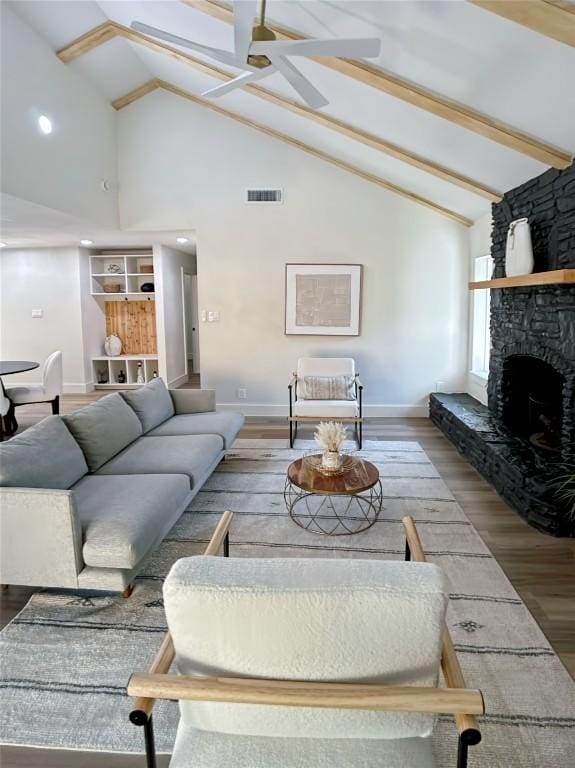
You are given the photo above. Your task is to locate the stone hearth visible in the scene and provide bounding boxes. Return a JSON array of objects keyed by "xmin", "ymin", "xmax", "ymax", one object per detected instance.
[{"xmin": 431, "ymin": 161, "xmax": 575, "ymax": 537}]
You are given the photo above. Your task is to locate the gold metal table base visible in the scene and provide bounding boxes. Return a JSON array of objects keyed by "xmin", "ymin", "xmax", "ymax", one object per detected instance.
[{"xmin": 284, "ymin": 478, "xmax": 383, "ymax": 536}]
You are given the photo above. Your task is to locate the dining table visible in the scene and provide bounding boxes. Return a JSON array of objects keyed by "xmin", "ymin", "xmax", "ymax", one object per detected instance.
[{"xmin": 0, "ymin": 360, "xmax": 40, "ymax": 437}]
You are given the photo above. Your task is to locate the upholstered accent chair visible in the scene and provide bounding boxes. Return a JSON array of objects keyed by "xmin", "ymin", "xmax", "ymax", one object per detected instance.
[
  {"xmin": 128, "ymin": 514, "xmax": 484, "ymax": 768},
  {"xmin": 288, "ymin": 357, "xmax": 363, "ymax": 448},
  {"xmin": 4, "ymin": 350, "xmax": 63, "ymax": 431}
]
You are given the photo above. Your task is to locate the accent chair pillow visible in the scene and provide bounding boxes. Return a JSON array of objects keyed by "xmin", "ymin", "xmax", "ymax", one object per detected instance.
[
  {"xmin": 63, "ymin": 393, "xmax": 143, "ymax": 472},
  {"xmin": 120, "ymin": 378, "xmax": 175, "ymax": 433},
  {"xmin": 0, "ymin": 416, "xmax": 88, "ymax": 489},
  {"xmin": 300, "ymin": 375, "xmax": 355, "ymax": 400}
]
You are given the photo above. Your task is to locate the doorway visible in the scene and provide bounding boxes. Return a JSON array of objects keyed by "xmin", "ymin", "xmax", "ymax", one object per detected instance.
[{"xmin": 181, "ymin": 270, "xmax": 200, "ymax": 384}]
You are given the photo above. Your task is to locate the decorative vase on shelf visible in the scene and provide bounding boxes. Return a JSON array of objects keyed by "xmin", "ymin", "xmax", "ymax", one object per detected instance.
[
  {"xmin": 117, "ymin": 370, "xmax": 126, "ymax": 384},
  {"xmin": 136, "ymin": 362, "xmax": 145, "ymax": 385},
  {"xmin": 104, "ymin": 334, "xmax": 122, "ymax": 357},
  {"xmin": 505, "ymin": 218, "xmax": 534, "ymax": 277}
]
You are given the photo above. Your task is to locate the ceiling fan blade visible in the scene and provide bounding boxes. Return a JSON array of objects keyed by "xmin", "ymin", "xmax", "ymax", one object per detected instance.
[
  {"xmin": 130, "ymin": 21, "xmax": 242, "ymax": 69},
  {"xmin": 251, "ymin": 37, "xmax": 381, "ymax": 59},
  {"xmin": 202, "ymin": 68, "xmax": 275, "ymax": 98},
  {"xmin": 268, "ymin": 55, "xmax": 328, "ymax": 109},
  {"xmin": 233, "ymin": 0, "xmax": 258, "ymax": 63}
]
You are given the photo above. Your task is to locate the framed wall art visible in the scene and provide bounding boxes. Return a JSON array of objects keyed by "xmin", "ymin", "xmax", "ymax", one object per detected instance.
[{"xmin": 285, "ymin": 263, "xmax": 362, "ymax": 335}]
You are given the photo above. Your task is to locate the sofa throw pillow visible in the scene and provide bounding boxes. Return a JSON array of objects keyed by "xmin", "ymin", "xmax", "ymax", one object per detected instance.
[
  {"xmin": 0, "ymin": 416, "xmax": 88, "ymax": 489},
  {"xmin": 63, "ymin": 393, "xmax": 143, "ymax": 472},
  {"xmin": 300, "ymin": 375, "xmax": 355, "ymax": 400},
  {"xmin": 120, "ymin": 378, "xmax": 175, "ymax": 433}
]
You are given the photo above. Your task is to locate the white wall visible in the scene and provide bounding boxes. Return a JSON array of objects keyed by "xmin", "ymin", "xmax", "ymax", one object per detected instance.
[
  {"xmin": 117, "ymin": 90, "xmax": 469, "ymax": 415},
  {"xmin": 0, "ymin": 247, "xmax": 90, "ymax": 392},
  {"xmin": 467, "ymin": 212, "xmax": 493, "ymax": 405},
  {"xmin": 154, "ymin": 245, "xmax": 197, "ymax": 387},
  {"xmin": 0, "ymin": 4, "xmax": 118, "ymax": 227}
]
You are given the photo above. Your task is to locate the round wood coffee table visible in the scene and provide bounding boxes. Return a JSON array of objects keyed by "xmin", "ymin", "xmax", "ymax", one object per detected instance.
[{"xmin": 284, "ymin": 454, "xmax": 382, "ymax": 536}]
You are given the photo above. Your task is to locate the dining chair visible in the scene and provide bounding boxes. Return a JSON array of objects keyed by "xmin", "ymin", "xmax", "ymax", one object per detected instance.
[
  {"xmin": 127, "ymin": 513, "xmax": 483, "ymax": 768},
  {"xmin": 288, "ymin": 357, "xmax": 363, "ymax": 448},
  {"xmin": 4, "ymin": 351, "xmax": 63, "ymax": 430}
]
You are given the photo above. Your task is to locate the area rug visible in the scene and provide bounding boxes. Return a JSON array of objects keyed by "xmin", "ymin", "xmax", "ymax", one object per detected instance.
[{"xmin": 1, "ymin": 439, "xmax": 574, "ymax": 766}]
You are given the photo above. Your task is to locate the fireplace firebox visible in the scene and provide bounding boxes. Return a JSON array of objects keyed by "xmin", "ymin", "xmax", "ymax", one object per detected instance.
[{"xmin": 501, "ymin": 355, "xmax": 564, "ymax": 452}]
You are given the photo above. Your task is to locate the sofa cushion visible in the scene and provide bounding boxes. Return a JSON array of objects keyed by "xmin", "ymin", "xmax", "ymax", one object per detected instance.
[
  {"xmin": 120, "ymin": 378, "xmax": 175, "ymax": 433},
  {"xmin": 0, "ymin": 416, "xmax": 87, "ymax": 489},
  {"xmin": 147, "ymin": 411, "xmax": 244, "ymax": 448},
  {"xmin": 72, "ymin": 474, "xmax": 190, "ymax": 569},
  {"xmin": 96, "ymin": 434, "xmax": 224, "ymax": 488},
  {"xmin": 63, "ymin": 393, "xmax": 142, "ymax": 472}
]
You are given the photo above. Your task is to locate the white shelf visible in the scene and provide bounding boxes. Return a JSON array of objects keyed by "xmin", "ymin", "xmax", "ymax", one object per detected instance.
[{"xmin": 93, "ymin": 355, "xmax": 159, "ymax": 388}]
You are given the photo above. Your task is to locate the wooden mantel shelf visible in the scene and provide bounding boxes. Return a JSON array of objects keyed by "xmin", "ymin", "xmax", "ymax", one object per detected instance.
[{"xmin": 469, "ymin": 269, "xmax": 575, "ymax": 290}]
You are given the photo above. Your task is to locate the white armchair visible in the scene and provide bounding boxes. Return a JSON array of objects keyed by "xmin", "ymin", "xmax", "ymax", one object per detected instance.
[
  {"xmin": 127, "ymin": 514, "xmax": 483, "ymax": 768},
  {"xmin": 4, "ymin": 351, "xmax": 63, "ymax": 433},
  {"xmin": 288, "ymin": 357, "xmax": 363, "ymax": 448}
]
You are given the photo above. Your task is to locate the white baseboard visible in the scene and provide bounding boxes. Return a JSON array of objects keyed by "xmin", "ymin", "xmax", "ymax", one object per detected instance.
[{"xmin": 216, "ymin": 403, "xmax": 428, "ymax": 417}]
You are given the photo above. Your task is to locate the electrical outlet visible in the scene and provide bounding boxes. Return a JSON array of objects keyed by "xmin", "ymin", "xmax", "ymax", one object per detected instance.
[
  {"xmin": 31, "ymin": 309, "xmax": 43, "ymax": 318},
  {"xmin": 435, "ymin": 381, "xmax": 446, "ymax": 392},
  {"xmin": 201, "ymin": 310, "xmax": 207, "ymax": 322},
  {"xmin": 237, "ymin": 388, "xmax": 247, "ymax": 400}
]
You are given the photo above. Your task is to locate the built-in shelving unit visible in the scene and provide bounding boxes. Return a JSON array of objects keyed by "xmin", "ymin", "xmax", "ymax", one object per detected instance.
[
  {"xmin": 469, "ymin": 269, "xmax": 575, "ymax": 290},
  {"xmin": 90, "ymin": 252, "xmax": 155, "ymax": 298},
  {"xmin": 92, "ymin": 355, "xmax": 159, "ymax": 389}
]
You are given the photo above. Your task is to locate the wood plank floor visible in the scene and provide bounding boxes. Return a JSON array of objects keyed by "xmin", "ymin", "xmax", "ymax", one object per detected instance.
[{"xmin": 1, "ymin": 393, "xmax": 574, "ymax": 767}]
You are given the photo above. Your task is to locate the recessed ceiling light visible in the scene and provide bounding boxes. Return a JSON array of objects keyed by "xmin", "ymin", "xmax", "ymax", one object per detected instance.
[
  {"xmin": 38, "ymin": 115, "xmax": 53, "ymax": 135},
  {"xmin": 176, "ymin": 237, "xmax": 189, "ymax": 244},
  {"xmin": 80, "ymin": 239, "xmax": 93, "ymax": 246},
  {"xmin": 0, "ymin": 242, "xmax": 6, "ymax": 248}
]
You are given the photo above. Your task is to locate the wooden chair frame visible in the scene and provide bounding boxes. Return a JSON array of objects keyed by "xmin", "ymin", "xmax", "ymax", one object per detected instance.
[
  {"xmin": 128, "ymin": 513, "xmax": 483, "ymax": 768},
  {"xmin": 288, "ymin": 372, "xmax": 363, "ymax": 449}
]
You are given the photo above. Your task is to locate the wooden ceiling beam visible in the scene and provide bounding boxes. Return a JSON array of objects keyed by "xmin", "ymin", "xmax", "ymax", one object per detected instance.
[
  {"xmin": 469, "ymin": 1, "xmax": 575, "ymax": 47},
  {"xmin": 112, "ymin": 78, "xmax": 473, "ymax": 227},
  {"xmin": 58, "ymin": 22, "xmax": 501, "ymax": 202},
  {"xmin": 182, "ymin": 0, "xmax": 572, "ymax": 169},
  {"xmin": 111, "ymin": 79, "xmax": 162, "ymax": 110}
]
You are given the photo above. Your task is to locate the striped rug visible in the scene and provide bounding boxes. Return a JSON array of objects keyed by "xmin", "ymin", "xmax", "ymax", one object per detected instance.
[{"xmin": 1, "ymin": 439, "xmax": 574, "ymax": 766}]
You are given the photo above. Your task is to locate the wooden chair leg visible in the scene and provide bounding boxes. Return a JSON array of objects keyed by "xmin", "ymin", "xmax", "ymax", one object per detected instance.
[
  {"xmin": 51, "ymin": 396, "xmax": 60, "ymax": 415},
  {"xmin": 122, "ymin": 583, "xmax": 134, "ymax": 599}
]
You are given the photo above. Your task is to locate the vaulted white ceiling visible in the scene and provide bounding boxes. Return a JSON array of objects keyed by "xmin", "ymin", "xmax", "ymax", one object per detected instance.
[{"xmin": 8, "ymin": 0, "xmax": 575, "ymax": 225}]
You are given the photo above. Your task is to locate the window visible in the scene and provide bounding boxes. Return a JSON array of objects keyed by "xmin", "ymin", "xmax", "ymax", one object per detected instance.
[{"xmin": 470, "ymin": 255, "xmax": 492, "ymax": 378}]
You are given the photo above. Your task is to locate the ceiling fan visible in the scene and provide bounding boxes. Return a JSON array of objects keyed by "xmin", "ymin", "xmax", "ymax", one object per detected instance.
[{"xmin": 131, "ymin": 0, "xmax": 381, "ymax": 108}]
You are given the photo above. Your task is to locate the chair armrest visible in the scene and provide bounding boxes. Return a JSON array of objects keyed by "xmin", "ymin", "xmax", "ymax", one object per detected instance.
[
  {"xmin": 169, "ymin": 388, "xmax": 216, "ymax": 414},
  {"xmin": 128, "ymin": 674, "xmax": 484, "ymax": 714},
  {"xmin": 129, "ymin": 511, "xmax": 234, "ymax": 725},
  {"xmin": 355, "ymin": 374, "xmax": 363, "ymax": 389},
  {"xmin": 402, "ymin": 516, "xmax": 483, "ymax": 743},
  {"xmin": 0, "ymin": 488, "xmax": 83, "ymax": 588},
  {"xmin": 288, "ymin": 375, "xmax": 297, "ymax": 389}
]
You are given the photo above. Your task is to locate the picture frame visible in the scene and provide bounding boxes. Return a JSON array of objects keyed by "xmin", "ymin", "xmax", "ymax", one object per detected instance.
[{"xmin": 285, "ymin": 263, "xmax": 362, "ymax": 336}]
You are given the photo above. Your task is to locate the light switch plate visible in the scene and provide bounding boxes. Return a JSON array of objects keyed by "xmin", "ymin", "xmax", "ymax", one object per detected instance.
[{"xmin": 31, "ymin": 309, "xmax": 43, "ymax": 318}]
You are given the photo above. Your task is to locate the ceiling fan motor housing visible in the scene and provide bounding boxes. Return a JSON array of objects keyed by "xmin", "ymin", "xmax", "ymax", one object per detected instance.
[{"xmin": 248, "ymin": 24, "xmax": 275, "ymax": 68}]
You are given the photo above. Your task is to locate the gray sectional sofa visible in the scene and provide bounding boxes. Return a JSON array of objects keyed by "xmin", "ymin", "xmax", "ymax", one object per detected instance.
[{"xmin": 0, "ymin": 380, "xmax": 244, "ymax": 594}]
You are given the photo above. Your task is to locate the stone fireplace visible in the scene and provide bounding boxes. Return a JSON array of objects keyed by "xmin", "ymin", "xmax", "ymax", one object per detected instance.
[{"xmin": 430, "ymin": 161, "xmax": 575, "ymax": 537}]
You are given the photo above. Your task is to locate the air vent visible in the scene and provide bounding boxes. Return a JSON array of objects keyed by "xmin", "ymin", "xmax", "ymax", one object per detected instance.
[{"xmin": 245, "ymin": 188, "xmax": 283, "ymax": 204}]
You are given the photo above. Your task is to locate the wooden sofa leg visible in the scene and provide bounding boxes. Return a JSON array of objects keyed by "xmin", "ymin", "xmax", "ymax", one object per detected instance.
[{"xmin": 122, "ymin": 583, "xmax": 134, "ymax": 599}]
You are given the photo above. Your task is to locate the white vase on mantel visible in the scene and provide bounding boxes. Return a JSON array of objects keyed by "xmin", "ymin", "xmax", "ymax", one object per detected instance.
[
  {"xmin": 104, "ymin": 334, "xmax": 122, "ymax": 357},
  {"xmin": 505, "ymin": 218, "xmax": 534, "ymax": 277}
]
